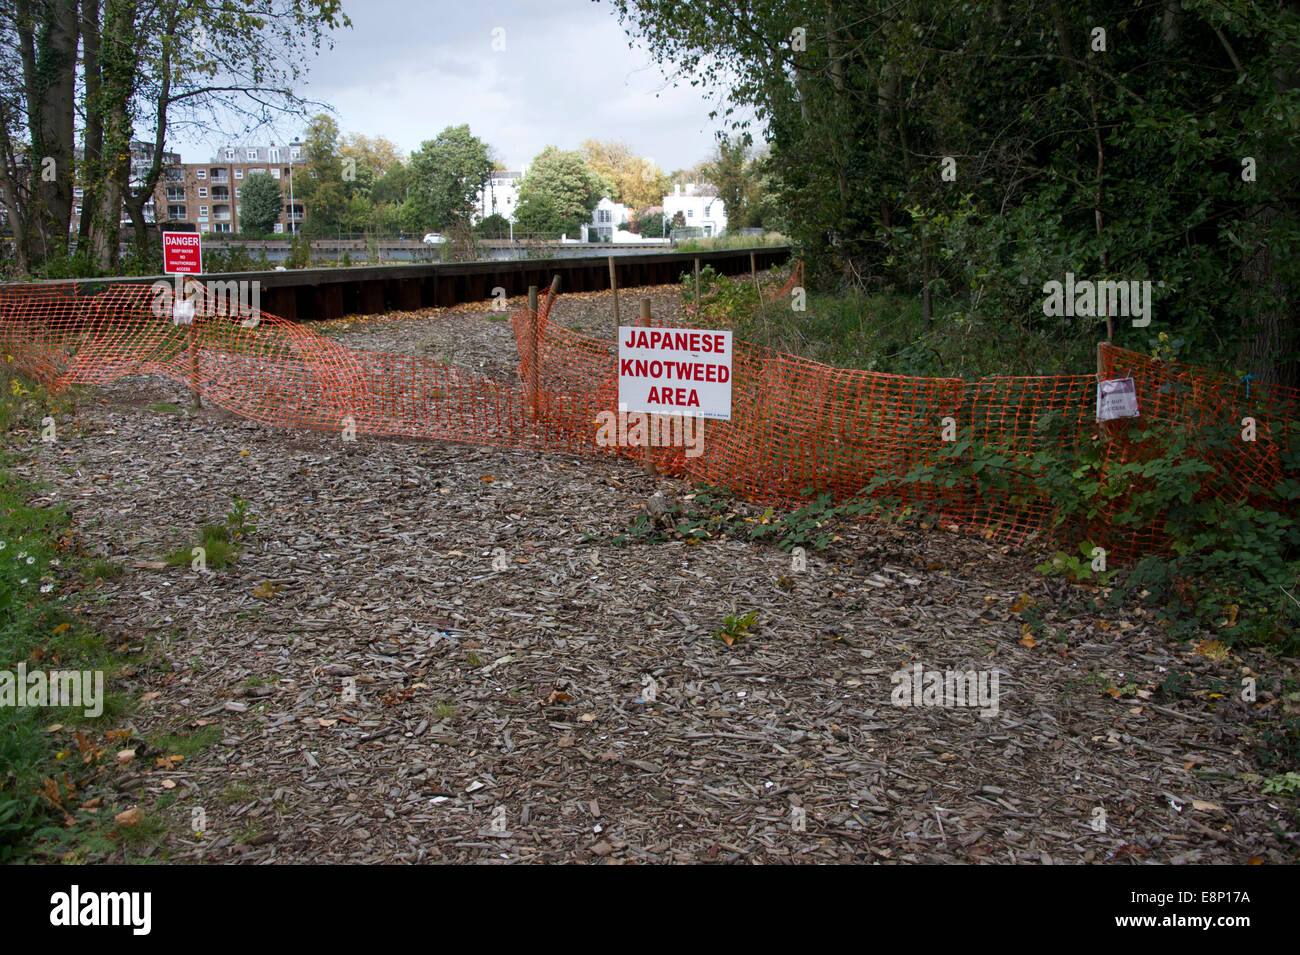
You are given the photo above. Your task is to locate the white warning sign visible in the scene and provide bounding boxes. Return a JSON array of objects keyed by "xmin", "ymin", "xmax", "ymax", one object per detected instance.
[
  {"xmin": 618, "ymin": 326, "xmax": 732, "ymax": 421},
  {"xmin": 1097, "ymin": 377, "xmax": 1140, "ymax": 422}
]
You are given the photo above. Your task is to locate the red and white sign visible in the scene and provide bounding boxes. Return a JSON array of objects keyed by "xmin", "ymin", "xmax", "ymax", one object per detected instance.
[
  {"xmin": 618, "ymin": 326, "xmax": 732, "ymax": 420},
  {"xmin": 163, "ymin": 232, "xmax": 202, "ymax": 274}
]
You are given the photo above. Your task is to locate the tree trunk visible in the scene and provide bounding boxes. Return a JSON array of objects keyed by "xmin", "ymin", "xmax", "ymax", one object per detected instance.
[
  {"xmin": 1237, "ymin": 7, "xmax": 1300, "ymax": 387},
  {"xmin": 78, "ymin": 0, "xmax": 103, "ymax": 251},
  {"xmin": 16, "ymin": 0, "xmax": 80, "ymax": 267},
  {"xmin": 87, "ymin": 0, "xmax": 139, "ymax": 271}
]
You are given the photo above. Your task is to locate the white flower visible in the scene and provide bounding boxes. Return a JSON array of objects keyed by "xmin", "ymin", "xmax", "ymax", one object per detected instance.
[
  {"xmin": 19, "ymin": 578, "xmax": 28, "ymax": 584},
  {"xmin": 40, "ymin": 584, "xmax": 53, "ymax": 593},
  {"xmin": 25, "ymin": 556, "xmax": 34, "ymax": 564},
  {"xmin": 0, "ymin": 541, "xmax": 6, "ymax": 549}
]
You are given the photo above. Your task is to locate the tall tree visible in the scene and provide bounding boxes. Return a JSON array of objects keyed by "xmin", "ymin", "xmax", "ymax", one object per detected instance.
[
  {"xmin": 405, "ymin": 125, "xmax": 494, "ymax": 231},
  {"xmin": 514, "ymin": 145, "xmax": 606, "ymax": 236},
  {"xmin": 579, "ymin": 138, "xmax": 668, "ymax": 209},
  {"xmin": 238, "ymin": 170, "xmax": 281, "ymax": 235},
  {"xmin": 1, "ymin": 0, "xmax": 79, "ymax": 272},
  {"xmin": 703, "ymin": 134, "xmax": 750, "ymax": 231},
  {"xmin": 293, "ymin": 113, "xmax": 346, "ymax": 235}
]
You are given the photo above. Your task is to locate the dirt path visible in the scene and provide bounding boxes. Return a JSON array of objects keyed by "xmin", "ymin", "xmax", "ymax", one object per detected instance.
[{"xmin": 15, "ymin": 285, "xmax": 1297, "ymax": 863}]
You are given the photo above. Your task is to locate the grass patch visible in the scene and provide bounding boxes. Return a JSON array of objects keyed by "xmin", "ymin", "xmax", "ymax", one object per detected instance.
[
  {"xmin": 0, "ymin": 370, "xmax": 132, "ymax": 861},
  {"xmin": 82, "ymin": 558, "xmax": 123, "ymax": 582},
  {"xmin": 146, "ymin": 402, "xmax": 184, "ymax": 415},
  {"xmin": 148, "ymin": 725, "xmax": 222, "ymax": 758},
  {"xmin": 163, "ymin": 498, "xmax": 256, "ymax": 571}
]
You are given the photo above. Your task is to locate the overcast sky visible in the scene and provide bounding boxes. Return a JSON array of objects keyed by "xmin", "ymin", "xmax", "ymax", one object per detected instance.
[{"xmin": 171, "ymin": 0, "xmax": 755, "ymax": 173}]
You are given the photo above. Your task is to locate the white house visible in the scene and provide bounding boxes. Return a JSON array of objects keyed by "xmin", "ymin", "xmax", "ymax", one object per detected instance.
[
  {"xmin": 662, "ymin": 182, "xmax": 727, "ymax": 237},
  {"xmin": 474, "ymin": 168, "xmax": 525, "ymax": 223},
  {"xmin": 582, "ymin": 196, "xmax": 633, "ymax": 242}
]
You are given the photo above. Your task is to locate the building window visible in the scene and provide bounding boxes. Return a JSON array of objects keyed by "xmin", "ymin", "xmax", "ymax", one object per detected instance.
[
  {"xmin": 196, "ymin": 168, "xmax": 206, "ymax": 180},
  {"xmin": 223, "ymin": 148, "xmax": 233, "ymax": 160},
  {"xmin": 290, "ymin": 147, "xmax": 301, "ymax": 160},
  {"xmin": 273, "ymin": 222, "xmax": 284, "ymax": 234},
  {"xmin": 199, "ymin": 205, "xmax": 208, "ymax": 216},
  {"xmin": 271, "ymin": 168, "xmax": 280, "ymax": 179},
  {"xmin": 167, "ymin": 205, "xmax": 186, "ymax": 219},
  {"xmin": 686, "ymin": 209, "xmax": 693, "ymax": 218},
  {"xmin": 247, "ymin": 148, "xmax": 258, "ymax": 161},
  {"xmin": 235, "ymin": 188, "xmax": 242, "ymax": 199},
  {"xmin": 269, "ymin": 148, "xmax": 280, "ymax": 162},
  {"xmin": 198, "ymin": 187, "xmax": 208, "ymax": 198}
]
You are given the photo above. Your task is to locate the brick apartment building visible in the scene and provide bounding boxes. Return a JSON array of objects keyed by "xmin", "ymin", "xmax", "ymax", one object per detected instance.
[
  {"xmin": 63, "ymin": 139, "xmax": 308, "ymax": 237},
  {"xmin": 160, "ymin": 140, "xmax": 308, "ymax": 235}
]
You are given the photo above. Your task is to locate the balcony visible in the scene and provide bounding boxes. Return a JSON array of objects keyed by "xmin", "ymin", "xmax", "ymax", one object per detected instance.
[
  {"xmin": 209, "ymin": 170, "xmax": 229, "ymax": 183},
  {"xmin": 211, "ymin": 187, "xmax": 230, "ymax": 200}
]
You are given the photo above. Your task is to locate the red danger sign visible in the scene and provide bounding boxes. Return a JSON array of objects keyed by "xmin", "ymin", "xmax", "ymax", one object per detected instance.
[{"xmin": 163, "ymin": 233, "xmax": 202, "ymax": 274}]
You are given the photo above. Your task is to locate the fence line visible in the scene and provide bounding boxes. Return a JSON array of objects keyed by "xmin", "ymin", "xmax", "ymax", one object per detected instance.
[{"xmin": 2, "ymin": 274, "xmax": 1293, "ymax": 560}]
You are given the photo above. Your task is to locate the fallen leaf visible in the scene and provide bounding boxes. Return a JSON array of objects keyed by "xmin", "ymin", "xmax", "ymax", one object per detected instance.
[
  {"xmin": 1191, "ymin": 799, "xmax": 1222, "ymax": 812},
  {"xmin": 114, "ymin": 807, "xmax": 143, "ymax": 826},
  {"xmin": 116, "ymin": 748, "xmax": 136, "ymax": 764}
]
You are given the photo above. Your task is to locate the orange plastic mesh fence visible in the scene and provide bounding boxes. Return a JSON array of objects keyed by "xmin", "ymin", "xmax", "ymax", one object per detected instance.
[{"xmin": 2, "ymin": 279, "xmax": 1295, "ymax": 561}]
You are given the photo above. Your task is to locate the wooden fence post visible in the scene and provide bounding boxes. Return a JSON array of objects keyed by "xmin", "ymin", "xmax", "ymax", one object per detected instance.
[
  {"xmin": 185, "ymin": 276, "xmax": 201, "ymax": 409},
  {"xmin": 640, "ymin": 298, "xmax": 654, "ymax": 475},
  {"xmin": 527, "ymin": 284, "xmax": 539, "ymax": 419},
  {"xmin": 608, "ymin": 256, "xmax": 620, "ymax": 335},
  {"xmin": 694, "ymin": 257, "xmax": 701, "ymax": 318}
]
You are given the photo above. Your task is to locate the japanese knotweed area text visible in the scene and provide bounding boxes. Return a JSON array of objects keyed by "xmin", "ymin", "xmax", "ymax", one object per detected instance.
[{"xmin": 618, "ymin": 326, "xmax": 733, "ymax": 420}]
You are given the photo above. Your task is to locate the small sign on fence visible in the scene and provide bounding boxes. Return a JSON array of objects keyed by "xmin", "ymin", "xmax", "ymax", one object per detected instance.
[
  {"xmin": 1097, "ymin": 377, "xmax": 1140, "ymax": 422},
  {"xmin": 618, "ymin": 326, "xmax": 732, "ymax": 420},
  {"xmin": 163, "ymin": 233, "xmax": 202, "ymax": 275}
]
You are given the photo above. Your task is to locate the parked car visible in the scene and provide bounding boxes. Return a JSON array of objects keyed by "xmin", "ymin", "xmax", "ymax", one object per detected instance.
[{"xmin": 422, "ymin": 232, "xmax": 447, "ymax": 244}]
